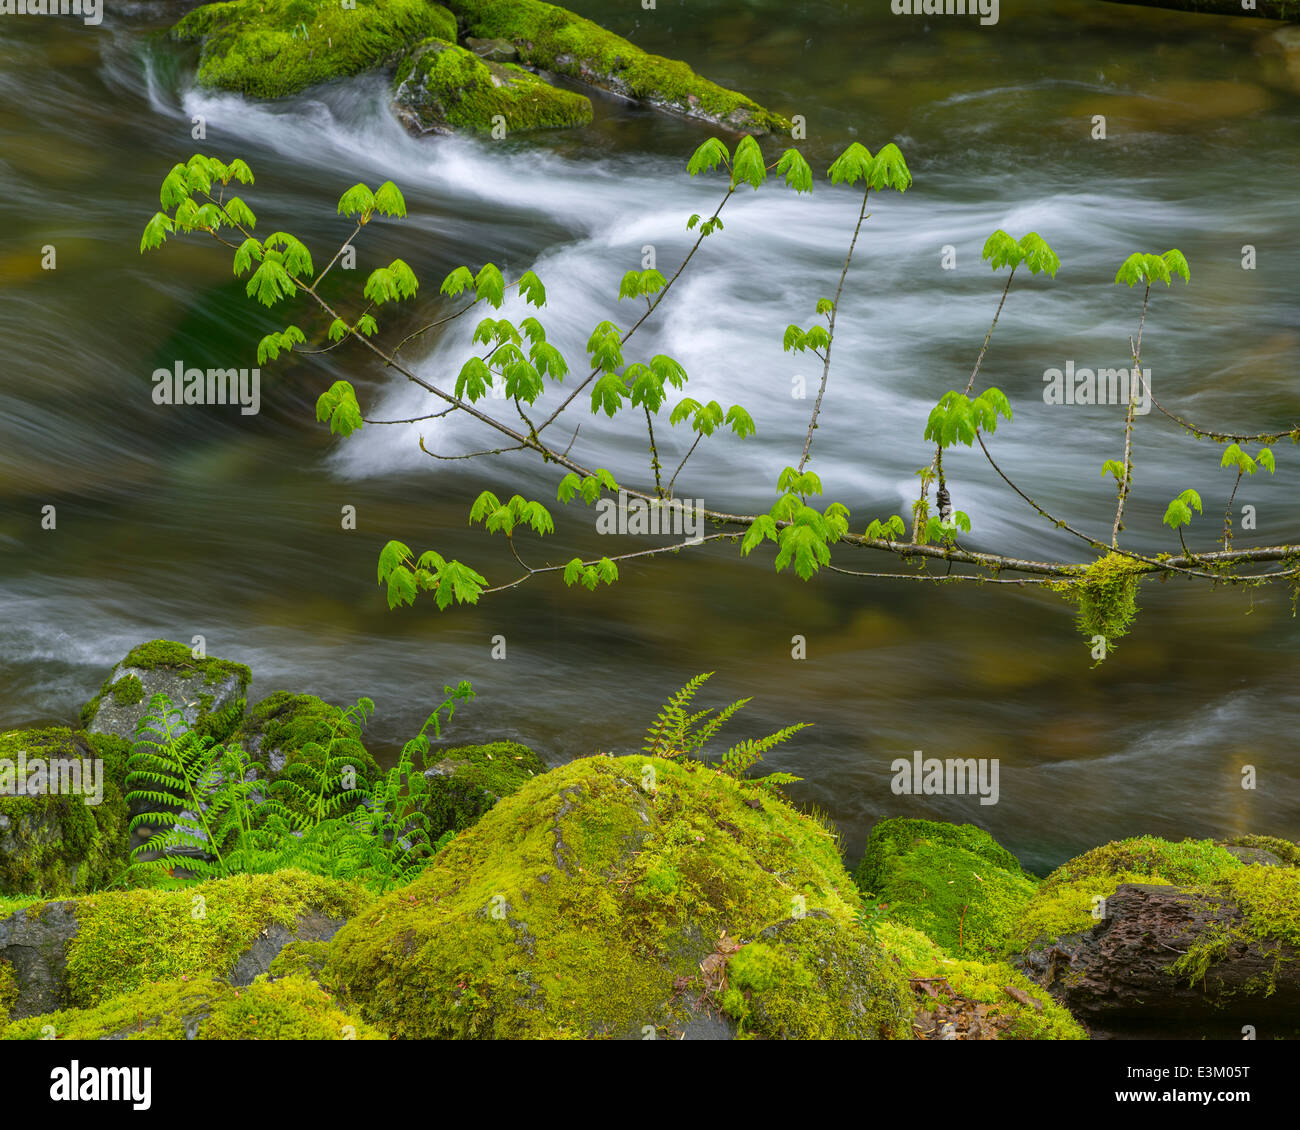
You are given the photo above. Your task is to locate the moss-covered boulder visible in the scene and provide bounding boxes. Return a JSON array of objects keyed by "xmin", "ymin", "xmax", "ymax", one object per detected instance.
[
  {"xmin": 441, "ymin": 0, "xmax": 790, "ymax": 133},
  {"xmin": 172, "ymin": 0, "xmax": 458, "ymax": 99},
  {"xmin": 0, "ymin": 728, "xmax": 130, "ymax": 896},
  {"xmin": 421, "ymin": 739, "xmax": 545, "ymax": 837},
  {"xmin": 393, "ymin": 37, "xmax": 593, "ymax": 134},
  {"xmin": 876, "ymin": 921, "xmax": 1086, "ymax": 1041},
  {"xmin": 1009, "ymin": 835, "xmax": 1243, "ymax": 951},
  {"xmin": 853, "ymin": 818, "xmax": 1037, "ymax": 960},
  {"xmin": 328, "ymin": 755, "xmax": 912, "ymax": 1039},
  {"xmin": 230, "ymin": 691, "xmax": 381, "ymax": 822},
  {"xmin": 0, "ymin": 869, "xmax": 367, "ymax": 1021},
  {"xmin": 80, "ymin": 639, "xmax": 250, "ymax": 745},
  {"xmin": 2, "ymin": 973, "xmax": 383, "ymax": 1040}
]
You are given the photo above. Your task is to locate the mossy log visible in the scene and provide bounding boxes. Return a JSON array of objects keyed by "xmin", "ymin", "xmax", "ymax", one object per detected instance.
[{"xmin": 1017, "ymin": 880, "xmax": 1300, "ymax": 1039}]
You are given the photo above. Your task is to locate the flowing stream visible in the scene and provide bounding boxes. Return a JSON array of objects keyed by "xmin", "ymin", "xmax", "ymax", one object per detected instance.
[{"xmin": 1, "ymin": 0, "xmax": 1298, "ymax": 872}]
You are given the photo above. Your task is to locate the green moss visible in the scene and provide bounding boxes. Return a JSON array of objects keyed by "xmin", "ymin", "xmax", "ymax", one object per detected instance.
[
  {"xmin": 266, "ymin": 939, "xmax": 332, "ymax": 983},
  {"xmin": 877, "ymin": 922, "xmax": 1087, "ymax": 1040},
  {"xmin": 1223, "ymin": 865, "xmax": 1300, "ymax": 949},
  {"xmin": 855, "ymin": 817, "xmax": 1031, "ymax": 891},
  {"xmin": 1221, "ymin": 834, "xmax": 1300, "ymax": 867},
  {"xmin": 0, "ymin": 959, "xmax": 16, "ymax": 1029},
  {"xmin": 0, "ymin": 728, "xmax": 130, "ymax": 897},
  {"xmin": 232, "ymin": 692, "xmax": 380, "ymax": 821},
  {"xmin": 422, "ymin": 739, "xmax": 547, "ymax": 837},
  {"xmin": 0, "ymin": 895, "xmax": 46, "ymax": 920},
  {"xmin": 853, "ymin": 818, "xmax": 1036, "ymax": 959},
  {"xmin": 328, "ymin": 755, "xmax": 907, "ymax": 1039},
  {"xmin": 1011, "ymin": 836, "xmax": 1241, "ymax": 949},
  {"xmin": 1010, "ymin": 871, "xmax": 1172, "ymax": 948},
  {"xmin": 1041, "ymin": 836, "xmax": 1241, "ymax": 890},
  {"xmin": 441, "ymin": 0, "xmax": 789, "ymax": 132},
  {"xmin": 395, "ymin": 38, "xmax": 593, "ymax": 133},
  {"xmin": 111, "ymin": 675, "xmax": 144, "ymax": 707},
  {"xmin": 1049, "ymin": 552, "xmax": 1149, "ymax": 650},
  {"xmin": 1167, "ymin": 923, "xmax": 1234, "ymax": 988},
  {"xmin": 173, "ymin": 0, "xmax": 457, "ymax": 99},
  {"xmin": 2, "ymin": 973, "xmax": 383, "ymax": 1040},
  {"xmin": 724, "ymin": 915, "xmax": 912, "ymax": 1039},
  {"xmin": 60, "ymin": 869, "xmax": 369, "ymax": 1008}
]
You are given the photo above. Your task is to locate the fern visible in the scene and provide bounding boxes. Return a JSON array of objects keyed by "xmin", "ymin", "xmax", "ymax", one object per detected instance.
[
  {"xmin": 642, "ymin": 671, "xmax": 714, "ymax": 759},
  {"xmin": 642, "ymin": 675, "xmax": 809, "ymax": 788},
  {"xmin": 124, "ymin": 683, "xmax": 475, "ymax": 891}
]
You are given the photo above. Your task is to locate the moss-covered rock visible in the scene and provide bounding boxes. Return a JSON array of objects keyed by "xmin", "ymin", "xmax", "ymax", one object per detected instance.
[
  {"xmin": 2, "ymin": 973, "xmax": 383, "ymax": 1040},
  {"xmin": 421, "ymin": 739, "xmax": 546, "ymax": 837},
  {"xmin": 393, "ymin": 37, "xmax": 593, "ymax": 134},
  {"xmin": 230, "ymin": 691, "xmax": 380, "ymax": 822},
  {"xmin": 0, "ymin": 869, "xmax": 367, "ymax": 1020},
  {"xmin": 441, "ymin": 0, "xmax": 790, "ymax": 133},
  {"xmin": 1010, "ymin": 836, "xmax": 1243, "ymax": 950},
  {"xmin": 877, "ymin": 921, "xmax": 1086, "ymax": 1040},
  {"xmin": 1219, "ymin": 833, "xmax": 1300, "ymax": 868},
  {"xmin": 328, "ymin": 755, "xmax": 912, "ymax": 1039},
  {"xmin": 0, "ymin": 728, "xmax": 130, "ymax": 896},
  {"xmin": 853, "ymin": 818, "xmax": 1037, "ymax": 960},
  {"xmin": 80, "ymin": 639, "xmax": 251, "ymax": 745},
  {"xmin": 173, "ymin": 0, "xmax": 458, "ymax": 99},
  {"xmin": 266, "ymin": 939, "xmax": 333, "ymax": 983}
]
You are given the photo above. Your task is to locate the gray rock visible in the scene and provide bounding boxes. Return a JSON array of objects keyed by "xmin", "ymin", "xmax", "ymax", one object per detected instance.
[{"xmin": 465, "ymin": 36, "xmax": 519, "ymax": 62}]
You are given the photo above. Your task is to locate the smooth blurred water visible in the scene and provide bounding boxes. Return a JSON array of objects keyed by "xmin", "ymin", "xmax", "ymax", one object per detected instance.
[{"xmin": 0, "ymin": 0, "xmax": 1297, "ymax": 873}]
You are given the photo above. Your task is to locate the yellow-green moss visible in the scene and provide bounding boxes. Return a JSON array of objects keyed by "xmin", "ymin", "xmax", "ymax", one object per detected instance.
[
  {"xmin": 853, "ymin": 818, "xmax": 1037, "ymax": 960},
  {"xmin": 1010, "ymin": 871, "xmax": 1174, "ymax": 948},
  {"xmin": 232, "ymin": 691, "xmax": 380, "ymax": 821},
  {"xmin": 1049, "ymin": 552, "xmax": 1149, "ymax": 649},
  {"xmin": 1222, "ymin": 834, "xmax": 1300, "ymax": 867},
  {"xmin": 1011, "ymin": 836, "xmax": 1241, "ymax": 949},
  {"xmin": 111, "ymin": 674, "xmax": 145, "ymax": 706},
  {"xmin": 60, "ymin": 869, "xmax": 369, "ymax": 1008},
  {"xmin": 395, "ymin": 38, "xmax": 593, "ymax": 133},
  {"xmin": 0, "ymin": 728, "xmax": 130, "ymax": 896},
  {"xmin": 442, "ymin": 0, "xmax": 789, "ymax": 132},
  {"xmin": 328, "ymin": 755, "xmax": 908, "ymax": 1038},
  {"xmin": 2, "ymin": 973, "xmax": 383, "ymax": 1040},
  {"xmin": 266, "ymin": 939, "xmax": 332, "ymax": 983},
  {"xmin": 0, "ymin": 959, "xmax": 16, "ymax": 1028},
  {"xmin": 173, "ymin": 0, "xmax": 457, "ymax": 99},
  {"xmin": 422, "ymin": 739, "xmax": 548, "ymax": 837},
  {"xmin": 877, "ymin": 922, "xmax": 1087, "ymax": 1040},
  {"xmin": 723, "ymin": 915, "xmax": 912, "ymax": 1039}
]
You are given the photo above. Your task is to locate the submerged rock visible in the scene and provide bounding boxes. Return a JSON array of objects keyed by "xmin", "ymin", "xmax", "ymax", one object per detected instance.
[
  {"xmin": 79, "ymin": 639, "xmax": 250, "ymax": 745},
  {"xmin": 328, "ymin": 755, "xmax": 912, "ymax": 1038},
  {"xmin": 393, "ymin": 37, "xmax": 593, "ymax": 134}
]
